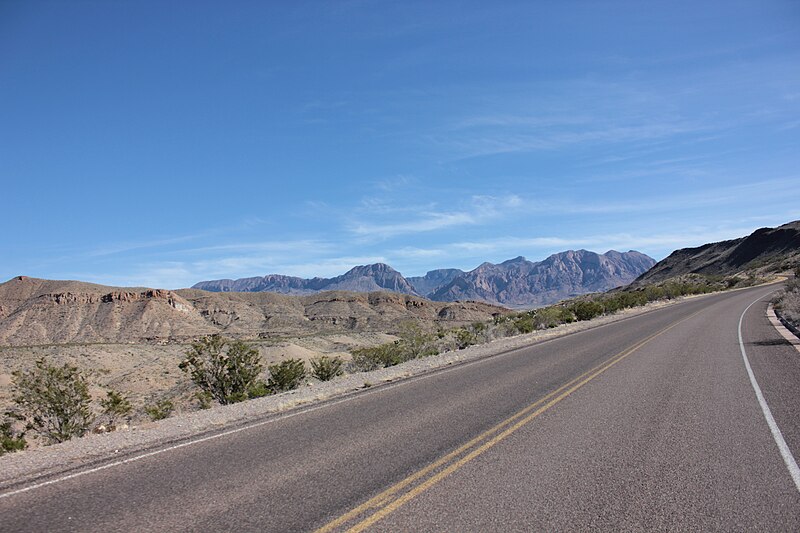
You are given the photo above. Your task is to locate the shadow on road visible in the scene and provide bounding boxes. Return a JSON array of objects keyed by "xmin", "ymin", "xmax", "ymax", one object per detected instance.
[{"xmin": 749, "ymin": 339, "xmax": 791, "ymax": 347}]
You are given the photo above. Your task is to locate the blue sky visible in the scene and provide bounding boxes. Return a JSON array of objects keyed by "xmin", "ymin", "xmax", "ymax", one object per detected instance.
[{"xmin": 2, "ymin": 1, "xmax": 799, "ymax": 288}]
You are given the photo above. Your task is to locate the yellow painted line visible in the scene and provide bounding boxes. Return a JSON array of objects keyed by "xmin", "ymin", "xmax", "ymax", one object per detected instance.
[{"xmin": 316, "ymin": 309, "xmax": 704, "ymax": 533}]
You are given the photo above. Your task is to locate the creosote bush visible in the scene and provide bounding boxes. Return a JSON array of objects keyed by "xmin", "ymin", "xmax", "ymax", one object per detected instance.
[
  {"xmin": 570, "ymin": 300, "xmax": 605, "ymax": 322},
  {"xmin": 179, "ymin": 335, "xmax": 263, "ymax": 405},
  {"xmin": 267, "ymin": 359, "xmax": 307, "ymax": 392},
  {"xmin": 144, "ymin": 399, "xmax": 174, "ymax": 421},
  {"xmin": 12, "ymin": 358, "xmax": 94, "ymax": 444},
  {"xmin": 1, "ymin": 417, "xmax": 27, "ymax": 455},
  {"xmin": 100, "ymin": 389, "xmax": 132, "ymax": 429},
  {"xmin": 398, "ymin": 322, "xmax": 438, "ymax": 359},
  {"xmin": 350, "ymin": 342, "xmax": 407, "ymax": 371},
  {"xmin": 310, "ymin": 355, "xmax": 344, "ymax": 381}
]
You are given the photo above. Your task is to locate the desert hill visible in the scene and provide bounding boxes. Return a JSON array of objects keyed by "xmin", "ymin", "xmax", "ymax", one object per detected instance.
[
  {"xmin": 635, "ymin": 220, "xmax": 800, "ymax": 285},
  {"xmin": 0, "ymin": 276, "xmax": 505, "ymax": 346},
  {"xmin": 194, "ymin": 249, "xmax": 655, "ymax": 308}
]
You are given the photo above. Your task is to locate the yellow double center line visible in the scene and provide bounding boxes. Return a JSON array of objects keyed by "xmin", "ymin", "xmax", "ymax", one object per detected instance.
[{"xmin": 316, "ymin": 309, "xmax": 704, "ymax": 533}]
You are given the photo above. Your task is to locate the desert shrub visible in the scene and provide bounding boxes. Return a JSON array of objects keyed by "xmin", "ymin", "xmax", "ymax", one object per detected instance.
[
  {"xmin": 532, "ymin": 307, "xmax": 564, "ymax": 329},
  {"xmin": 350, "ymin": 342, "xmax": 407, "ymax": 371},
  {"xmin": 557, "ymin": 307, "xmax": 575, "ymax": 323},
  {"xmin": 571, "ymin": 301, "xmax": 604, "ymax": 321},
  {"xmin": 511, "ymin": 312, "xmax": 536, "ymax": 334},
  {"xmin": 0, "ymin": 418, "xmax": 27, "ymax": 456},
  {"xmin": 247, "ymin": 381, "xmax": 272, "ymax": 398},
  {"xmin": 144, "ymin": 399, "xmax": 174, "ymax": 421},
  {"xmin": 179, "ymin": 335, "xmax": 263, "ymax": 405},
  {"xmin": 777, "ymin": 282, "xmax": 800, "ymax": 328},
  {"xmin": 310, "ymin": 355, "xmax": 344, "ymax": 381},
  {"xmin": 454, "ymin": 328, "xmax": 478, "ymax": 349},
  {"xmin": 195, "ymin": 391, "xmax": 214, "ymax": 410},
  {"xmin": 12, "ymin": 358, "xmax": 94, "ymax": 444},
  {"xmin": 100, "ymin": 389, "xmax": 132, "ymax": 429},
  {"xmin": 267, "ymin": 359, "xmax": 306, "ymax": 392},
  {"xmin": 398, "ymin": 321, "xmax": 438, "ymax": 358},
  {"xmin": 600, "ymin": 295, "xmax": 624, "ymax": 314}
]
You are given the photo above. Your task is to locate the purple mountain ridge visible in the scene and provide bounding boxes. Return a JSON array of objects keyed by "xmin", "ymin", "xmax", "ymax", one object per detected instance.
[{"xmin": 192, "ymin": 250, "xmax": 656, "ymax": 308}]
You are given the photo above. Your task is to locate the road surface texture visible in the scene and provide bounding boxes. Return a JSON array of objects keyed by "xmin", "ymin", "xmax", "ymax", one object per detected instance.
[{"xmin": 1, "ymin": 284, "xmax": 798, "ymax": 531}]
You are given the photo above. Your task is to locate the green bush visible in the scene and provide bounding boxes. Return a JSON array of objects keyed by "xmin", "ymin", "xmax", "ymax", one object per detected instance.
[
  {"xmin": 454, "ymin": 328, "xmax": 478, "ymax": 349},
  {"xmin": 247, "ymin": 381, "xmax": 272, "ymax": 399},
  {"xmin": 350, "ymin": 342, "xmax": 407, "ymax": 371},
  {"xmin": 0, "ymin": 418, "xmax": 27, "ymax": 456},
  {"xmin": 571, "ymin": 301, "xmax": 604, "ymax": 321},
  {"xmin": 310, "ymin": 355, "xmax": 344, "ymax": 381},
  {"xmin": 179, "ymin": 335, "xmax": 263, "ymax": 405},
  {"xmin": 532, "ymin": 307, "xmax": 563, "ymax": 329},
  {"xmin": 194, "ymin": 391, "xmax": 214, "ymax": 410},
  {"xmin": 398, "ymin": 321, "xmax": 437, "ymax": 358},
  {"xmin": 267, "ymin": 359, "xmax": 306, "ymax": 392},
  {"xmin": 144, "ymin": 399, "xmax": 174, "ymax": 421},
  {"xmin": 511, "ymin": 313, "xmax": 536, "ymax": 334},
  {"xmin": 100, "ymin": 389, "xmax": 132, "ymax": 429},
  {"xmin": 12, "ymin": 358, "xmax": 94, "ymax": 444}
]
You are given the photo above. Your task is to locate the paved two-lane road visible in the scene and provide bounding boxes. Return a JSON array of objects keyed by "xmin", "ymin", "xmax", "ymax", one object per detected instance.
[{"xmin": 1, "ymin": 284, "xmax": 798, "ymax": 531}]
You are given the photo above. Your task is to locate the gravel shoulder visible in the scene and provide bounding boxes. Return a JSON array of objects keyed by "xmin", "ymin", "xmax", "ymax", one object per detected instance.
[{"xmin": 0, "ymin": 290, "xmax": 759, "ymax": 490}]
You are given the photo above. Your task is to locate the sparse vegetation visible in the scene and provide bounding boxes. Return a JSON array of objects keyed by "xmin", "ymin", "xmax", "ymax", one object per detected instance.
[
  {"xmin": 0, "ymin": 270, "xmax": 771, "ymax": 451},
  {"xmin": 570, "ymin": 300, "xmax": 605, "ymax": 322},
  {"xmin": 100, "ymin": 389, "xmax": 132, "ymax": 429},
  {"xmin": 194, "ymin": 391, "xmax": 214, "ymax": 410},
  {"xmin": 267, "ymin": 359, "xmax": 306, "ymax": 392},
  {"xmin": 397, "ymin": 321, "xmax": 438, "ymax": 358},
  {"xmin": 179, "ymin": 335, "xmax": 263, "ymax": 405},
  {"xmin": 350, "ymin": 342, "xmax": 407, "ymax": 371},
  {"xmin": 774, "ymin": 269, "xmax": 800, "ymax": 330},
  {"xmin": 144, "ymin": 399, "xmax": 174, "ymax": 421},
  {"xmin": 1, "ymin": 417, "xmax": 27, "ymax": 455},
  {"xmin": 310, "ymin": 355, "xmax": 344, "ymax": 381},
  {"xmin": 345, "ymin": 273, "xmax": 765, "ymax": 369},
  {"xmin": 12, "ymin": 358, "xmax": 94, "ymax": 444}
]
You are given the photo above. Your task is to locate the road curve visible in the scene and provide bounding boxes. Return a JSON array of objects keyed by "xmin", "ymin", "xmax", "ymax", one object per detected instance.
[{"xmin": 1, "ymin": 284, "xmax": 798, "ymax": 531}]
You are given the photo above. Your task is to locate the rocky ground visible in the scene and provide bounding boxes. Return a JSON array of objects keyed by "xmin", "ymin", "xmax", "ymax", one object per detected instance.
[
  {"xmin": 0, "ymin": 331, "xmax": 397, "ymax": 423},
  {"xmin": 774, "ymin": 278, "xmax": 800, "ymax": 330}
]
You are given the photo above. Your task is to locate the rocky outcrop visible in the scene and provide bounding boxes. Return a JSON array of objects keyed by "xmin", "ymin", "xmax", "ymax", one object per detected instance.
[
  {"xmin": 407, "ymin": 269, "xmax": 464, "ymax": 296},
  {"xmin": 0, "ymin": 277, "xmax": 506, "ymax": 346}
]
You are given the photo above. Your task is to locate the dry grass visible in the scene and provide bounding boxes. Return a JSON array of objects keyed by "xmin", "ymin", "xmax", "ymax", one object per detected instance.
[{"xmin": 776, "ymin": 280, "xmax": 800, "ymax": 328}]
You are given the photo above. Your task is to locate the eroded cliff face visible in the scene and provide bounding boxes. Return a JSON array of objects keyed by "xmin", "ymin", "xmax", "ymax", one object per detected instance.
[{"xmin": 0, "ymin": 277, "xmax": 507, "ymax": 346}]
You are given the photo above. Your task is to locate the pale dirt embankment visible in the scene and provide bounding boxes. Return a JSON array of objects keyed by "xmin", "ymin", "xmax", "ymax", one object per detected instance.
[{"xmin": 0, "ymin": 291, "xmax": 730, "ymax": 489}]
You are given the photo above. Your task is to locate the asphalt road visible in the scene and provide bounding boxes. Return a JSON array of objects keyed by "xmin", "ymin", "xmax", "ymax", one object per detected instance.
[{"xmin": 1, "ymin": 284, "xmax": 798, "ymax": 532}]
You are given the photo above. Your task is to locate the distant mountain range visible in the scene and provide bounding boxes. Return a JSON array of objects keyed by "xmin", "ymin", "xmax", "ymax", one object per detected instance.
[
  {"xmin": 193, "ymin": 250, "xmax": 657, "ymax": 308},
  {"xmin": 635, "ymin": 220, "xmax": 800, "ymax": 285},
  {"xmin": 5, "ymin": 222, "xmax": 799, "ymax": 347}
]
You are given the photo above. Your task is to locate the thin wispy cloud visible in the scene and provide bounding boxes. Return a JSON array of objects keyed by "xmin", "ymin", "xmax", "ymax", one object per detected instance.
[
  {"xmin": 348, "ymin": 195, "xmax": 523, "ymax": 239},
  {"xmin": 2, "ymin": 3, "xmax": 797, "ymax": 289}
]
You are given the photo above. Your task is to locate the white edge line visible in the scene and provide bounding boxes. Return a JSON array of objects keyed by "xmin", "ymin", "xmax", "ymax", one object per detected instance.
[{"xmin": 739, "ymin": 294, "xmax": 800, "ymax": 493}]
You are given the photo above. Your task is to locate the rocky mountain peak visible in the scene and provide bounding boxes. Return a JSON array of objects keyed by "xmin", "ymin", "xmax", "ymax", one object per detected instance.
[{"xmin": 193, "ymin": 250, "xmax": 656, "ymax": 308}]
